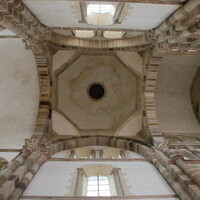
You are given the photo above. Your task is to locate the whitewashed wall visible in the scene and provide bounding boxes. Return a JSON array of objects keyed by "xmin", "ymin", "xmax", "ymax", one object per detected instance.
[
  {"xmin": 0, "ymin": 38, "xmax": 39, "ymax": 149},
  {"xmin": 155, "ymin": 54, "xmax": 200, "ymax": 135},
  {"xmin": 22, "ymin": 160, "xmax": 178, "ymax": 199}
]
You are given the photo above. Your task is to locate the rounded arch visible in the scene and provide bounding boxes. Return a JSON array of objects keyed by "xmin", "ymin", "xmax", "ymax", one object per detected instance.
[
  {"xmin": 51, "ymin": 145, "xmax": 145, "ymax": 160},
  {"xmin": 23, "ymin": 137, "xmax": 185, "ymax": 199},
  {"xmin": 44, "ymin": 136, "xmax": 148, "ymax": 158}
]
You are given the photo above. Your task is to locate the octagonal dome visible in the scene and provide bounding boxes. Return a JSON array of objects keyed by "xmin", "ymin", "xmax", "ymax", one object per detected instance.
[{"xmin": 56, "ymin": 53, "xmax": 140, "ymax": 134}]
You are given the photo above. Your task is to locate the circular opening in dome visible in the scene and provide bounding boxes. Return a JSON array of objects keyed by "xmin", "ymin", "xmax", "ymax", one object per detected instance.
[{"xmin": 88, "ymin": 83, "xmax": 105, "ymax": 100}]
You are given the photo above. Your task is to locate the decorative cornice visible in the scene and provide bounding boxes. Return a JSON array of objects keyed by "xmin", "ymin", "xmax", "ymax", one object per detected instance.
[{"xmin": 49, "ymin": 31, "xmax": 149, "ymax": 50}]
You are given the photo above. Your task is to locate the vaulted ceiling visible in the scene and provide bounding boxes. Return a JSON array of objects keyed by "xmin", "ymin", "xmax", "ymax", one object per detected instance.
[
  {"xmin": 0, "ymin": 0, "xmax": 200, "ymax": 150},
  {"xmin": 22, "ymin": 0, "xmax": 180, "ymax": 30}
]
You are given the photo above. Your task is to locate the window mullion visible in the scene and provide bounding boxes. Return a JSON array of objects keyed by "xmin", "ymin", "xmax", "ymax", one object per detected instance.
[{"xmin": 97, "ymin": 175, "xmax": 100, "ymax": 196}]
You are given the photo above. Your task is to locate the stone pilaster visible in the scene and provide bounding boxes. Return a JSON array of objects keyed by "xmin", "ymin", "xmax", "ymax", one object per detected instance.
[
  {"xmin": 157, "ymin": 146, "xmax": 200, "ymax": 200},
  {"xmin": 7, "ymin": 151, "xmax": 48, "ymax": 200},
  {"xmin": 69, "ymin": 150, "xmax": 75, "ymax": 158},
  {"xmin": 137, "ymin": 144, "xmax": 194, "ymax": 200},
  {"xmin": 111, "ymin": 168, "xmax": 124, "ymax": 196},
  {"xmin": 0, "ymin": 148, "xmax": 32, "ymax": 187},
  {"xmin": 0, "ymin": 137, "xmax": 49, "ymax": 200},
  {"xmin": 74, "ymin": 168, "xmax": 86, "ymax": 196}
]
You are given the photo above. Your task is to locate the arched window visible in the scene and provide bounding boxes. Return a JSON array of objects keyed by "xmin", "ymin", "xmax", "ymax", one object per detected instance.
[
  {"xmin": 87, "ymin": 175, "xmax": 111, "ymax": 196},
  {"xmin": 75, "ymin": 164, "xmax": 124, "ymax": 196},
  {"xmin": 87, "ymin": 4, "xmax": 115, "ymax": 15},
  {"xmin": 86, "ymin": 4, "xmax": 116, "ymax": 26}
]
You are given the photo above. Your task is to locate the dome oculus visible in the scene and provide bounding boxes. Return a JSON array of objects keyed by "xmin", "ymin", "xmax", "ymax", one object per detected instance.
[{"xmin": 88, "ymin": 83, "xmax": 105, "ymax": 100}]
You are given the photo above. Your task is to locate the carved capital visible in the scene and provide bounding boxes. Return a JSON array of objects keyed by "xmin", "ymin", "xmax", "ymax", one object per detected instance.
[
  {"xmin": 110, "ymin": 168, "xmax": 121, "ymax": 175},
  {"xmin": 25, "ymin": 38, "xmax": 39, "ymax": 48},
  {"xmin": 157, "ymin": 139, "xmax": 170, "ymax": 150},
  {"xmin": 147, "ymin": 30, "xmax": 159, "ymax": 42},
  {"xmin": 160, "ymin": 41, "xmax": 170, "ymax": 49},
  {"xmin": 25, "ymin": 138, "xmax": 41, "ymax": 152},
  {"xmin": 40, "ymin": 27, "xmax": 51, "ymax": 39},
  {"xmin": 77, "ymin": 168, "xmax": 87, "ymax": 176}
]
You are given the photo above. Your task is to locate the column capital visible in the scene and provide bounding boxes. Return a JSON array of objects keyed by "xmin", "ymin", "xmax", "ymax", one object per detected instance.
[
  {"xmin": 157, "ymin": 139, "xmax": 170, "ymax": 150},
  {"xmin": 146, "ymin": 29, "xmax": 159, "ymax": 42},
  {"xmin": 110, "ymin": 168, "xmax": 121, "ymax": 175},
  {"xmin": 25, "ymin": 38, "xmax": 39, "ymax": 48},
  {"xmin": 76, "ymin": 168, "xmax": 87, "ymax": 176},
  {"xmin": 40, "ymin": 27, "xmax": 51, "ymax": 39},
  {"xmin": 24, "ymin": 138, "xmax": 42, "ymax": 152}
]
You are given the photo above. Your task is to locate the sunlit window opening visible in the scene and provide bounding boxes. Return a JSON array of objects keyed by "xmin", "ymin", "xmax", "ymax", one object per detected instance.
[
  {"xmin": 72, "ymin": 153, "xmax": 93, "ymax": 158},
  {"xmin": 103, "ymin": 153, "xmax": 122, "ymax": 159},
  {"xmin": 87, "ymin": 175, "xmax": 111, "ymax": 196},
  {"xmin": 86, "ymin": 4, "xmax": 115, "ymax": 26},
  {"xmin": 74, "ymin": 30, "xmax": 95, "ymax": 38},
  {"xmin": 74, "ymin": 155, "xmax": 93, "ymax": 158},
  {"xmin": 87, "ymin": 4, "xmax": 115, "ymax": 16},
  {"xmin": 103, "ymin": 31, "xmax": 125, "ymax": 39}
]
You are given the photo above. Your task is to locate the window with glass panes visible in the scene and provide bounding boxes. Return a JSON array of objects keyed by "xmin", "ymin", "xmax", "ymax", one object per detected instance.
[
  {"xmin": 87, "ymin": 4, "xmax": 115, "ymax": 15},
  {"xmin": 87, "ymin": 175, "xmax": 111, "ymax": 196}
]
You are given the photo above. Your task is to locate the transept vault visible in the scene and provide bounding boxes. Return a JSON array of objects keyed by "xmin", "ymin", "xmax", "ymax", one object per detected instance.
[{"xmin": 0, "ymin": 0, "xmax": 200, "ymax": 200}]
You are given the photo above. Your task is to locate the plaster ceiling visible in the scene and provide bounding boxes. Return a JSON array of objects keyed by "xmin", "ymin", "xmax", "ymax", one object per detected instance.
[
  {"xmin": 155, "ymin": 54, "xmax": 200, "ymax": 136},
  {"xmin": 55, "ymin": 53, "xmax": 140, "ymax": 135},
  {"xmin": 22, "ymin": 0, "xmax": 180, "ymax": 30}
]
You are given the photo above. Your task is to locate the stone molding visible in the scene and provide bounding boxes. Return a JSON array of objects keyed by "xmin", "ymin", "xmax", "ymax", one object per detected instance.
[
  {"xmin": 2, "ymin": 135, "xmax": 200, "ymax": 200},
  {"xmin": 143, "ymin": 51, "xmax": 164, "ymax": 146},
  {"xmin": 32, "ymin": 47, "xmax": 51, "ymax": 136}
]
